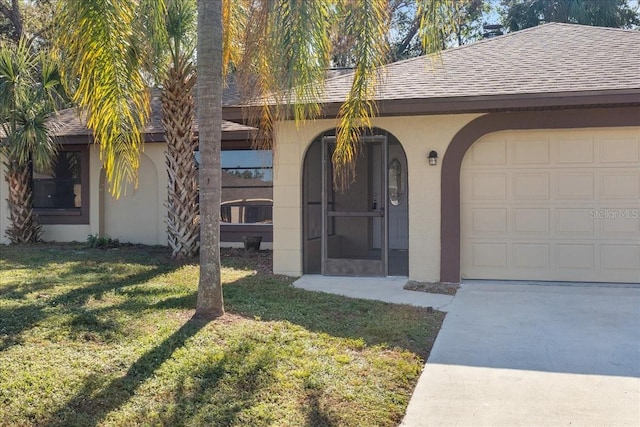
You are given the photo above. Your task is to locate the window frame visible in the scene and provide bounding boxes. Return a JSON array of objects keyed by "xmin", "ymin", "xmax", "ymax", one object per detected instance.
[
  {"xmin": 33, "ymin": 144, "xmax": 90, "ymax": 225},
  {"xmin": 220, "ymin": 148, "xmax": 273, "ymax": 226},
  {"xmin": 219, "ymin": 147, "xmax": 273, "ymax": 243}
]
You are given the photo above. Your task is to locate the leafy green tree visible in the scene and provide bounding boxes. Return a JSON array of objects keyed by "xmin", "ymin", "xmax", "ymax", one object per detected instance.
[
  {"xmin": 500, "ymin": 0, "xmax": 640, "ymax": 31},
  {"xmin": 0, "ymin": 37, "xmax": 63, "ymax": 243},
  {"xmin": 388, "ymin": 0, "xmax": 489, "ymax": 61},
  {"xmin": 0, "ymin": 1, "xmax": 57, "ymax": 45}
]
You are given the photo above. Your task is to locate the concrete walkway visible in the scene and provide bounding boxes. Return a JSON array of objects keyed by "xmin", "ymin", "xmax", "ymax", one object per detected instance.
[
  {"xmin": 293, "ymin": 275, "xmax": 454, "ymax": 312},
  {"xmin": 293, "ymin": 276, "xmax": 640, "ymax": 426}
]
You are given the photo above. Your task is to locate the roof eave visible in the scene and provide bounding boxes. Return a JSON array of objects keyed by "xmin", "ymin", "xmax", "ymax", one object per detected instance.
[
  {"xmin": 373, "ymin": 89, "xmax": 640, "ymax": 116},
  {"xmin": 223, "ymin": 89, "xmax": 640, "ymax": 122}
]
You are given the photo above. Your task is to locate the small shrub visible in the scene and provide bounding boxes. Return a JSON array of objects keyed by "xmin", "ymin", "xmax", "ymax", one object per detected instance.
[{"xmin": 86, "ymin": 234, "xmax": 120, "ymax": 249}]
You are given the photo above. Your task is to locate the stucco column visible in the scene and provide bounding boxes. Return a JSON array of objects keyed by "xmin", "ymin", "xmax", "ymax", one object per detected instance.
[{"xmin": 272, "ymin": 123, "xmax": 306, "ymax": 276}]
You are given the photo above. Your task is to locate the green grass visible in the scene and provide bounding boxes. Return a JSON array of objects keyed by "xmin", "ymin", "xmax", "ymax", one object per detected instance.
[{"xmin": 0, "ymin": 244, "xmax": 444, "ymax": 427}]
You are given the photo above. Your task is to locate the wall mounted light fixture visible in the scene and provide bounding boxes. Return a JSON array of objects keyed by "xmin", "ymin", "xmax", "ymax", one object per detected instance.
[{"xmin": 428, "ymin": 150, "xmax": 438, "ymax": 166}]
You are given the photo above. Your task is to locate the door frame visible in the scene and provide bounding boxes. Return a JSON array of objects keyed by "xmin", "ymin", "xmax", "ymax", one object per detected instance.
[{"xmin": 321, "ymin": 135, "xmax": 389, "ymax": 276}]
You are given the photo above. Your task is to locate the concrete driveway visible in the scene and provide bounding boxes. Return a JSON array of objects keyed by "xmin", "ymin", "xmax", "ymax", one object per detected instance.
[{"xmin": 402, "ymin": 282, "xmax": 640, "ymax": 426}]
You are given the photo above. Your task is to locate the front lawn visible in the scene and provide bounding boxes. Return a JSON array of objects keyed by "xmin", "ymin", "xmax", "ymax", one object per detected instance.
[{"xmin": 0, "ymin": 244, "xmax": 443, "ymax": 426}]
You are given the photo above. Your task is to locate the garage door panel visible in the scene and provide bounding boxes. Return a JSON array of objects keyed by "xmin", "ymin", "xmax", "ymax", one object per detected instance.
[
  {"xmin": 469, "ymin": 243, "xmax": 507, "ymax": 268},
  {"xmin": 555, "ymin": 136, "xmax": 595, "ymax": 164},
  {"xmin": 461, "ymin": 127, "xmax": 640, "ymax": 284},
  {"xmin": 555, "ymin": 244, "xmax": 595, "ymax": 270},
  {"xmin": 512, "ymin": 138, "xmax": 550, "ymax": 164},
  {"xmin": 556, "ymin": 172, "xmax": 595, "ymax": 199},
  {"xmin": 469, "ymin": 208, "xmax": 507, "ymax": 234},
  {"xmin": 600, "ymin": 212, "xmax": 640, "ymax": 235},
  {"xmin": 513, "ymin": 173, "xmax": 550, "ymax": 200},
  {"xmin": 469, "ymin": 138, "xmax": 507, "ymax": 165},
  {"xmin": 513, "ymin": 243, "xmax": 550, "ymax": 269},
  {"xmin": 556, "ymin": 209, "xmax": 594, "ymax": 236},
  {"xmin": 513, "ymin": 208, "xmax": 550, "ymax": 234},
  {"xmin": 599, "ymin": 137, "xmax": 640, "ymax": 163},
  {"xmin": 600, "ymin": 173, "xmax": 639, "ymax": 199},
  {"xmin": 601, "ymin": 245, "xmax": 640, "ymax": 271},
  {"xmin": 468, "ymin": 173, "xmax": 507, "ymax": 200}
]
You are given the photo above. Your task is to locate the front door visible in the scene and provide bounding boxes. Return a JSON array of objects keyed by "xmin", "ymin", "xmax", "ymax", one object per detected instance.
[{"xmin": 321, "ymin": 136, "xmax": 388, "ymax": 276}]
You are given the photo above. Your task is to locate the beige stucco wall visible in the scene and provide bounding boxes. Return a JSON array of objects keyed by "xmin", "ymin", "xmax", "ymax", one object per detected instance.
[
  {"xmin": 102, "ymin": 145, "xmax": 168, "ymax": 245},
  {"xmin": 272, "ymin": 114, "xmax": 482, "ymax": 280},
  {"xmin": 40, "ymin": 224, "xmax": 92, "ymax": 242}
]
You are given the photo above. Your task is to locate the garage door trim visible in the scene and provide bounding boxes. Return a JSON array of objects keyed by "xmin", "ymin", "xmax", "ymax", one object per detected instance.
[{"xmin": 440, "ymin": 107, "xmax": 640, "ymax": 283}]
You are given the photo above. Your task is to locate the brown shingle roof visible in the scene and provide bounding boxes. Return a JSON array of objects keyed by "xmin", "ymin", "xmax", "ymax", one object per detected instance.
[
  {"xmin": 52, "ymin": 89, "xmax": 254, "ymax": 138},
  {"xmin": 322, "ymin": 23, "xmax": 640, "ymax": 102}
]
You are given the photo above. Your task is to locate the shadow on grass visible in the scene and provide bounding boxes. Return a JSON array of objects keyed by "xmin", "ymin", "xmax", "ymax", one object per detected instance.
[
  {"xmin": 304, "ymin": 391, "xmax": 336, "ymax": 427},
  {"xmin": 45, "ymin": 317, "xmax": 285, "ymax": 427},
  {"xmin": 161, "ymin": 337, "xmax": 278, "ymax": 426},
  {"xmin": 2, "ymin": 247, "xmax": 436, "ymax": 425},
  {"xmin": 44, "ymin": 317, "xmax": 210, "ymax": 427},
  {"xmin": 230, "ymin": 277, "xmax": 443, "ymax": 359},
  {"xmin": 148, "ymin": 274, "xmax": 443, "ymax": 359},
  {"xmin": 0, "ymin": 255, "xmax": 180, "ymax": 351}
]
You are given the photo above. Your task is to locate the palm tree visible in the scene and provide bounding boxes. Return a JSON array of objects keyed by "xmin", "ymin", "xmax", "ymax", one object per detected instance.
[
  {"xmin": 0, "ymin": 38, "xmax": 62, "ymax": 243},
  {"xmin": 195, "ymin": 0, "xmax": 223, "ymax": 318},
  {"xmin": 55, "ymin": 0, "xmax": 453, "ymax": 319},
  {"xmin": 162, "ymin": 0, "xmax": 200, "ymax": 260}
]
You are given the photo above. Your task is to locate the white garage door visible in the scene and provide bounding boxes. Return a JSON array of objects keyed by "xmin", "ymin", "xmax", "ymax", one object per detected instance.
[{"xmin": 461, "ymin": 127, "xmax": 640, "ymax": 283}]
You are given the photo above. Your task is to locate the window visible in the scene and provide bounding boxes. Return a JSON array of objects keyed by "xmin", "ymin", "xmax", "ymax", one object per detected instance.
[
  {"xmin": 32, "ymin": 145, "xmax": 89, "ymax": 224},
  {"xmin": 221, "ymin": 149, "xmax": 272, "ymax": 224},
  {"xmin": 388, "ymin": 157, "xmax": 403, "ymax": 206}
]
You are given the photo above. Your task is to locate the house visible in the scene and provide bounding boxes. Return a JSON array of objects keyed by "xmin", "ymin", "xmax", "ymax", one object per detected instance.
[
  {"xmin": 222, "ymin": 23, "xmax": 640, "ymax": 284},
  {"xmin": 2, "ymin": 23, "xmax": 638, "ymax": 284},
  {"xmin": 0, "ymin": 92, "xmax": 274, "ymax": 248}
]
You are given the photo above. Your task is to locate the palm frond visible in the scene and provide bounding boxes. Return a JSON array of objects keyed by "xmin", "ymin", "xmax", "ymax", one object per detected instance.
[
  {"xmin": 416, "ymin": 0, "xmax": 456, "ymax": 55},
  {"xmin": 166, "ymin": 0, "xmax": 196, "ymax": 63},
  {"xmin": 235, "ymin": 0, "xmax": 277, "ymax": 148},
  {"xmin": 38, "ymin": 51, "xmax": 67, "ymax": 110},
  {"xmin": 56, "ymin": 0, "xmax": 151, "ymax": 197},
  {"xmin": 10, "ymin": 105, "xmax": 57, "ymax": 171},
  {"xmin": 334, "ymin": 0, "xmax": 389, "ymax": 190},
  {"xmin": 270, "ymin": 0, "xmax": 332, "ymax": 122},
  {"xmin": 0, "ymin": 38, "xmax": 37, "ymax": 120},
  {"xmin": 0, "ymin": 38, "xmax": 61, "ymax": 171},
  {"xmin": 222, "ymin": 0, "xmax": 247, "ymax": 78},
  {"xmin": 138, "ymin": 0, "xmax": 169, "ymax": 80},
  {"xmin": 238, "ymin": 0, "xmax": 334, "ymax": 152}
]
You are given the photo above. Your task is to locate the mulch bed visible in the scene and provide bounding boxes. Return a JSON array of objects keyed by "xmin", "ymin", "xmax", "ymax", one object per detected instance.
[{"xmin": 404, "ymin": 280, "xmax": 459, "ymax": 296}]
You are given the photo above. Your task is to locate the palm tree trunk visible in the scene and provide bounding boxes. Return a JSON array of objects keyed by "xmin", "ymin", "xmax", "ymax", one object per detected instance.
[
  {"xmin": 162, "ymin": 55, "xmax": 200, "ymax": 260},
  {"xmin": 195, "ymin": 0, "xmax": 224, "ymax": 318},
  {"xmin": 4, "ymin": 161, "xmax": 42, "ymax": 243}
]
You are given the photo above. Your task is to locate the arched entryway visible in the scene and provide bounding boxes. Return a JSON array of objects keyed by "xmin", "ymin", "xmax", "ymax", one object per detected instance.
[{"xmin": 302, "ymin": 129, "xmax": 409, "ymax": 276}]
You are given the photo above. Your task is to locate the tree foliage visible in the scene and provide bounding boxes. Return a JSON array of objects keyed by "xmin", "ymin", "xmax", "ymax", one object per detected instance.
[
  {"xmin": 500, "ymin": 0, "xmax": 640, "ymax": 31},
  {"xmin": 0, "ymin": 38, "xmax": 63, "ymax": 181},
  {"xmin": 54, "ymin": 0, "xmax": 166, "ymax": 197},
  {"xmin": 0, "ymin": 1, "xmax": 56, "ymax": 45},
  {"xmin": 0, "ymin": 37, "xmax": 64, "ymax": 243}
]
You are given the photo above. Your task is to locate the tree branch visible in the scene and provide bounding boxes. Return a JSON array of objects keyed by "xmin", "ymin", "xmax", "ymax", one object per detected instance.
[{"xmin": 0, "ymin": 0, "xmax": 24, "ymax": 40}]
